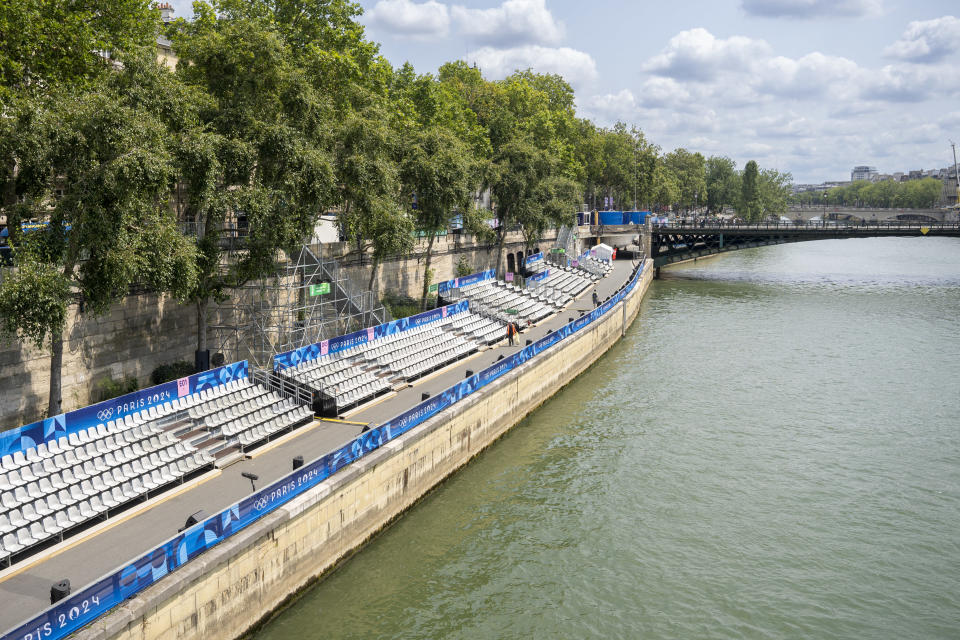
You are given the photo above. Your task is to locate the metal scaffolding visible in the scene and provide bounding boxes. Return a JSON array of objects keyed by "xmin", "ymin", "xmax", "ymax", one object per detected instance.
[{"xmin": 209, "ymin": 240, "xmax": 390, "ymax": 371}]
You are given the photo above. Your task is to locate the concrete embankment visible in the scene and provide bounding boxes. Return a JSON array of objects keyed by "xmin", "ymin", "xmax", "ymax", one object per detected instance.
[{"xmin": 74, "ymin": 260, "xmax": 653, "ymax": 640}]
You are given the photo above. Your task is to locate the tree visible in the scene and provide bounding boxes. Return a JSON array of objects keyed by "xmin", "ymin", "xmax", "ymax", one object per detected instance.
[
  {"xmin": 663, "ymin": 148, "xmax": 707, "ymax": 211},
  {"xmin": 651, "ymin": 162, "xmax": 680, "ymax": 211},
  {"xmin": 169, "ymin": 4, "xmax": 337, "ymax": 358},
  {"xmin": 0, "ymin": 61, "xmax": 197, "ymax": 416},
  {"xmin": 739, "ymin": 160, "xmax": 762, "ymax": 222},
  {"xmin": 487, "ymin": 138, "xmax": 575, "ymax": 277},
  {"xmin": 401, "ymin": 127, "xmax": 478, "ymax": 308},
  {"xmin": 0, "ymin": 0, "xmax": 158, "ymax": 96},
  {"xmin": 334, "ymin": 104, "xmax": 412, "ymax": 296},
  {"xmin": 706, "ymin": 156, "xmax": 739, "ymax": 214},
  {"xmin": 757, "ymin": 168, "xmax": 792, "ymax": 217}
]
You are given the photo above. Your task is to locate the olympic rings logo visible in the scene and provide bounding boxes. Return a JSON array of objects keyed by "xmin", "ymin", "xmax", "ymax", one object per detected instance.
[
  {"xmin": 252, "ymin": 497, "xmax": 270, "ymax": 511},
  {"xmin": 96, "ymin": 408, "xmax": 114, "ymax": 421}
]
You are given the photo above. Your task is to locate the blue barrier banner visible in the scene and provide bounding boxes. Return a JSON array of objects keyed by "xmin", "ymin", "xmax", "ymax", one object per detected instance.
[
  {"xmin": 0, "ymin": 361, "xmax": 248, "ymax": 458},
  {"xmin": 524, "ymin": 252, "xmax": 543, "ymax": 266},
  {"xmin": 436, "ymin": 269, "xmax": 495, "ymax": 295},
  {"xmin": 527, "ymin": 269, "xmax": 550, "ymax": 283},
  {"xmin": 273, "ymin": 300, "xmax": 470, "ymax": 372},
  {"xmin": 1, "ymin": 262, "xmax": 645, "ymax": 640}
]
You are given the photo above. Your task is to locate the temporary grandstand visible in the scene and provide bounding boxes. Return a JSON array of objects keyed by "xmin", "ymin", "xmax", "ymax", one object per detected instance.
[
  {"xmin": 0, "ymin": 371, "xmax": 314, "ymax": 568},
  {"xmin": 0, "ymin": 251, "xmax": 644, "ymax": 640}
]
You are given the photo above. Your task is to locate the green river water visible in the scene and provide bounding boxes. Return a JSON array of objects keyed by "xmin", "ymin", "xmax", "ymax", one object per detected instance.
[{"xmin": 254, "ymin": 236, "xmax": 960, "ymax": 639}]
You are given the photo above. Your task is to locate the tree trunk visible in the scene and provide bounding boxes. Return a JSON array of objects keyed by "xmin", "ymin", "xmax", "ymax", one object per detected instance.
[
  {"xmin": 47, "ymin": 261, "xmax": 74, "ymax": 418},
  {"xmin": 493, "ymin": 221, "xmax": 507, "ymax": 279},
  {"xmin": 367, "ymin": 257, "xmax": 380, "ymax": 326},
  {"xmin": 196, "ymin": 296, "xmax": 209, "ymax": 353},
  {"xmin": 420, "ymin": 233, "xmax": 436, "ymax": 310},
  {"xmin": 48, "ymin": 326, "xmax": 64, "ymax": 417}
]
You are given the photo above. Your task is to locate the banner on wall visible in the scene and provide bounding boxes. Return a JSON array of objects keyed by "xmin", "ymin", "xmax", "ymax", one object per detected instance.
[
  {"xmin": 1, "ymin": 262, "xmax": 646, "ymax": 640},
  {"xmin": 272, "ymin": 300, "xmax": 470, "ymax": 372},
  {"xmin": 435, "ymin": 269, "xmax": 495, "ymax": 295},
  {"xmin": 0, "ymin": 361, "xmax": 248, "ymax": 458},
  {"xmin": 527, "ymin": 269, "xmax": 550, "ymax": 283},
  {"xmin": 524, "ymin": 252, "xmax": 543, "ymax": 266}
]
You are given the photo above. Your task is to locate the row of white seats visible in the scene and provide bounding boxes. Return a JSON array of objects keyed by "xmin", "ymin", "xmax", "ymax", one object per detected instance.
[
  {"xmin": 332, "ymin": 379, "xmax": 392, "ymax": 408},
  {"xmin": 1, "ymin": 432, "xmax": 186, "ymax": 512},
  {"xmin": 448, "ymin": 311, "xmax": 507, "ymax": 344},
  {"xmin": 0, "ymin": 450, "xmax": 210, "ymax": 565},
  {"xmin": 227, "ymin": 404, "xmax": 314, "ymax": 448},
  {"xmin": 188, "ymin": 382, "xmax": 266, "ymax": 421},
  {"xmin": 397, "ymin": 337, "xmax": 475, "ymax": 380},
  {"xmin": 485, "ymin": 283, "xmax": 554, "ymax": 322},
  {"xmin": 461, "ymin": 281, "xmax": 558, "ymax": 320},
  {"xmin": 204, "ymin": 390, "xmax": 284, "ymax": 429}
]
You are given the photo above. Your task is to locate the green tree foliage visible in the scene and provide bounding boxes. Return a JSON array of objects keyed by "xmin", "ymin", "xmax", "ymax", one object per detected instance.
[
  {"xmin": 757, "ymin": 168, "xmax": 793, "ymax": 217},
  {"xmin": 401, "ymin": 127, "xmax": 478, "ymax": 307},
  {"xmin": 169, "ymin": 1, "xmax": 339, "ymax": 351},
  {"xmin": 795, "ymin": 177, "xmax": 944, "ymax": 209},
  {"xmin": 0, "ymin": 56, "xmax": 197, "ymax": 415},
  {"xmin": 0, "ymin": 0, "xmax": 158, "ymax": 95},
  {"xmin": 334, "ymin": 103, "xmax": 412, "ymax": 293},
  {"xmin": 706, "ymin": 156, "xmax": 739, "ymax": 214},
  {"xmin": 487, "ymin": 138, "xmax": 575, "ymax": 276},
  {"xmin": 663, "ymin": 148, "xmax": 707, "ymax": 212},
  {"xmin": 739, "ymin": 160, "xmax": 762, "ymax": 222}
]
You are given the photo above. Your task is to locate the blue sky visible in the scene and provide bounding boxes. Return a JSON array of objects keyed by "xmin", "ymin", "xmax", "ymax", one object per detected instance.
[{"xmin": 165, "ymin": 0, "xmax": 960, "ymax": 183}]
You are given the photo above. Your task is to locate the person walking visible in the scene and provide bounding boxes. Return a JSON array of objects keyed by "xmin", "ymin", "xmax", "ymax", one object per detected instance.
[
  {"xmin": 507, "ymin": 321, "xmax": 517, "ymax": 346},
  {"xmin": 592, "ymin": 291, "xmax": 599, "ymax": 307}
]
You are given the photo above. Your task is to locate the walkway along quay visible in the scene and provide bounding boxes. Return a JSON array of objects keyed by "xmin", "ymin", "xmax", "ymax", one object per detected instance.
[{"xmin": 0, "ymin": 257, "xmax": 652, "ymax": 640}]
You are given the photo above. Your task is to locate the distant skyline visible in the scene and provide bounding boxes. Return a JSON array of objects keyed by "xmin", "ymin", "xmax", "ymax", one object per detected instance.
[{"xmin": 163, "ymin": 0, "xmax": 960, "ymax": 184}]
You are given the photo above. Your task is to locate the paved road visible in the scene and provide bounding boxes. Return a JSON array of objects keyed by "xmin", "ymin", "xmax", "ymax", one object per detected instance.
[{"xmin": 0, "ymin": 259, "xmax": 638, "ymax": 634}]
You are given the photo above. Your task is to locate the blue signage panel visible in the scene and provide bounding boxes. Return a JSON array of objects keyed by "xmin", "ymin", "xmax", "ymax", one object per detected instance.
[
  {"xmin": 435, "ymin": 269, "xmax": 495, "ymax": 295},
  {"xmin": 527, "ymin": 269, "xmax": 550, "ymax": 283},
  {"xmin": 1, "ymin": 263, "xmax": 646, "ymax": 640},
  {"xmin": 524, "ymin": 252, "xmax": 543, "ymax": 266},
  {"xmin": 0, "ymin": 361, "xmax": 248, "ymax": 458}
]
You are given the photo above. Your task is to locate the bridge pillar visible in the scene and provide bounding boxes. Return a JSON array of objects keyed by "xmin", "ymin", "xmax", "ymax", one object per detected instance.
[{"xmin": 641, "ymin": 223, "xmax": 652, "ymax": 259}]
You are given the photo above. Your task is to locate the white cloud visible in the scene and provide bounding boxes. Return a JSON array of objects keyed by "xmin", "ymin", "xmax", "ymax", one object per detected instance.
[
  {"xmin": 453, "ymin": 0, "xmax": 564, "ymax": 47},
  {"xmin": 884, "ymin": 16, "xmax": 960, "ymax": 63},
  {"xmin": 638, "ymin": 77, "xmax": 693, "ymax": 107},
  {"xmin": 581, "ymin": 89, "xmax": 640, "ymax": 123},
  {"xmin": 643, "ymin": 28, "xmax": 772, "ymax": 80},
  {"xmin": 365, "ymin": 0, "xmax": 450, "ymax": 38},
  {"xmin": 758, "ymin": 52, "xmax": 862, "ymax": 98},
  {"xmin": 470, "ymin": 46, "xmax": 597, "ymax": 87},
  {"xmin": 639, "ymin": 26, "xmax": 960, "ymax": 108},
  {"xmin": 741, "ymin": 0, "xmax": 884, "ymax": 19}
]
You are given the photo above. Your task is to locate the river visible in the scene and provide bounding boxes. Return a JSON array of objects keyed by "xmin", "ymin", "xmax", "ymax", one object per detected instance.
[{"xmin": 253, "ymin": 236, "xmax": 960, "ymax": 639}]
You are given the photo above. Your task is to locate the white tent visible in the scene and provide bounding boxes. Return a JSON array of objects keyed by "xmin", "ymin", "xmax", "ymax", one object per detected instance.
[{"xmin": 592, "ymin": 243, "xmax": 614, "ymax": 262}]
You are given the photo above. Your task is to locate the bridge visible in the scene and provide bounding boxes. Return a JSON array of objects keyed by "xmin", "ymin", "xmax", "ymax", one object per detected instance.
[{"xmin": 646, "ymin": 221, "xmax": 960, "ymax": 274}]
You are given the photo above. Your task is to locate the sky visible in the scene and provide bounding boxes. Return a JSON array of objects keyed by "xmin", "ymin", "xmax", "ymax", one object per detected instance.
[{"xmin": 164, "ymin": 0, "xmax": 960, "ymax": 184}]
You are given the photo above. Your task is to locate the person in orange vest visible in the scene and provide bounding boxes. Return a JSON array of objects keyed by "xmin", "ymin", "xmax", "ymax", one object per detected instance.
[{"xmin": 507, "ymin": 321, "xmax": 517, "ymax": 346}]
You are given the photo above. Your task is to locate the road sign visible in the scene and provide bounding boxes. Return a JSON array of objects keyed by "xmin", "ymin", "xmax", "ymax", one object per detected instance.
[
  {"xmin": 429, "ymin": 283, "xmax": 439, "ymax": 292},
  {"xmin": 309, "ymin": 282, "xmax": 330, "ymax": 296}
]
